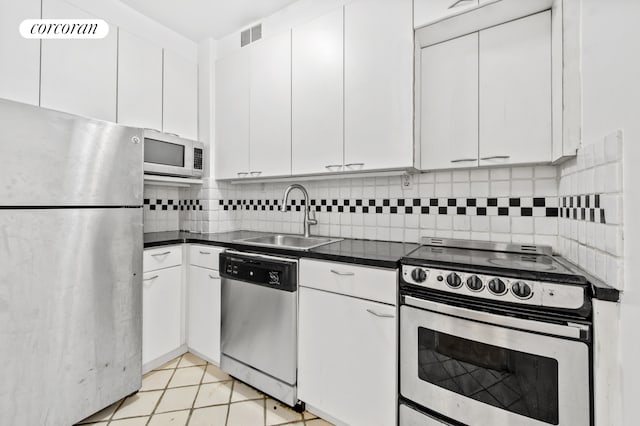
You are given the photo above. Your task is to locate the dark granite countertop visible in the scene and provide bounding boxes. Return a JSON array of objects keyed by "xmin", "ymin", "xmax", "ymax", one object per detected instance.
[
  {"xmin": 144, "ymin": 231, "xmax": 420, "ymax": 269},
  {"xmin": 144, "ymin": 231, "xmax": 619, "ymax": 301},
  {"xmin": 553, "ymin": 256, "xmax": 620, "ymax": 302}
]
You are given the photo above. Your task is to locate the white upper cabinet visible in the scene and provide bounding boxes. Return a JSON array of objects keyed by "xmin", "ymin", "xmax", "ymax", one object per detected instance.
[
  {"xmin": 163, "ymin": 50, "xmax": 198, "ymax": 140},
  {"xmin": 344, "ymin": 0, "xmax": 413, "ymax": 172},
  {"xmin": 414, "ymin": 0, "xmax": 479, "ymax": 29},
  {"xmin": 0, "ymin": 0, "xmax": 41, "ymax": 106},
  {"xmin": 215, "ymin": 49, "xmax": 250, "ymax": 179},
  {"xmin": 40, "ymin": 0, "xmax": 117, "ymax": 122},
  {"xmin": 117, "ymin": 30, "xmax": 162, "ymax": 130},
  {"xmin": 479, "ymin": 11, "xmax": 552, "ymax": 166},
  {"xmin": 249, "ymin": 31, "xmax": 292, "ymax": 178},
  {"xmin": 292, "ymin": 8, "xmax": 344, "ymax": 175},
  {"xmin": 420, "ymin": 33, "xmax": 479, "ymax": 170}
]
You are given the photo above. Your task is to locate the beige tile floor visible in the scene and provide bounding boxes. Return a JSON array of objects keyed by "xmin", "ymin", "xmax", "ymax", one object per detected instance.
[{"xmin": 77, "ymin": 352, "xmax": 333, "ymax": 426}]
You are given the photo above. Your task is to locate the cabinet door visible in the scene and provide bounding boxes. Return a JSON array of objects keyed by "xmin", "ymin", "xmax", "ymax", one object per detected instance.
[
  {"xmin": 163, "ymin": 50, "xmax": 198, "ymax": 140},
  {"xmin": 479, "ymin": 11, "xmax": 551, "ymax": 166},
  {"xmin": 0, "ymin": 0, "xmax": 40, "ymax": 105},
  {"xmin": 292, "ymin": 8, "xmax": 344, "ymax": 175},
  {"xmin": 187, "ymin": 266, "xmax": 221, "ymax": 364},
  {"xmin": 117, "ymin": 30, "xmax": 162, "ymax": 130},
  {"xmin": 420, "ymin": 33, "xmax": 478, "ymax": 170},
  {"xmin": 298, "ymin": 287, "xmax": 397, "ymax": 426},
  {"xmin": 41, "ymin": 0, "xmax": 117, "ymax": 122},
  {"xmin": 142, "ymin": 266, "xmax": 182, "ymax": 365},
  {"xmin": 249, "ymin": 31, "xmax": 292, "ymax": 177},
  {"xmin": 414, "ymin": 0, "xmax": 479, "ymax": 29},
  {"xmin": 344, "ymin": 0, "xmax": 413, "ymax": 171},
  {"xmin": 215, "ymin": 49, "xmax": 250, "ymax": 179}
]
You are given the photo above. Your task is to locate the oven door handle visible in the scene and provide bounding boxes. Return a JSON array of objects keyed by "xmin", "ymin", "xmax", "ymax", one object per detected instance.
[{"xmin": 403, "ymin": 296, "xmax": 590, "ymax": 340}]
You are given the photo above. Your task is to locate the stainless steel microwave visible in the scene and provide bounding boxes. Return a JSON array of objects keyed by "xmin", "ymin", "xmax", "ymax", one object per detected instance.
[{"xmin": 143, "ymin": 129, "xmax": 203, "ymax": 178}]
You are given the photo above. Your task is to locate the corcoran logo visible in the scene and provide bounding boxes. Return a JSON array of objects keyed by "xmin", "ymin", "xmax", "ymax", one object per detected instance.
[{"xmin": 20, "ymin": 19, "xmax": 109, "ymax": 39}]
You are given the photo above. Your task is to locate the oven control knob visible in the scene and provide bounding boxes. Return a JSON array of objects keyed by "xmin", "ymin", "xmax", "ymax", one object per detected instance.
[
  {"xmin": 488, "ymin": 278, "xmax": 507, "ymax": 295},
  {"xmin": 466, "ymin": 275, "xmax": 484, "ymax": 292},
  {"xmin": 411, "ymin": 268, "xmax": 427, "ymax": 283},
  {"xmin": 511, "ymin": 281, "xmax": 533, "ymax": 299},
  {"xmin": 446, "ymin": 272, "xmax": 462, "ymax": 289}
]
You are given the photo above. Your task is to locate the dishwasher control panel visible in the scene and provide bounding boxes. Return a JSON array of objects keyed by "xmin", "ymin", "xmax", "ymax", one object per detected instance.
[{"xmin": 220, "ymin": 252, "xmax": 298, "ymax": 292}]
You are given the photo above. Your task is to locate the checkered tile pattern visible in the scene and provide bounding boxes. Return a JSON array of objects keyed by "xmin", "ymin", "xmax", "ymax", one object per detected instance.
[
  {"xmin": 144, "ymin": 199, "xmax": 203, "ymax": 211},
  {"xmin": 199, "ymin": 197, "xmax": 564, "ymax": 218},
  {"xmin": 560, "ymin": 194, "xmax": 606, "ymax": 224}
]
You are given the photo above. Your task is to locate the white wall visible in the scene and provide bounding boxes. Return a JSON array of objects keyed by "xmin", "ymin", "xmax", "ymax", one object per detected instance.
[{"xmin": 579, "ymin": 0, "xmax": 640, "ymax": 424}]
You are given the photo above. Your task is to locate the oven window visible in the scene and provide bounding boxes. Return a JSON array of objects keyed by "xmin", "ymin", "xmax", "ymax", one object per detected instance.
[
  {"xmin": 418, "ymin": 327, "xmax": 559, "ymax": 425},
  {"xmin": 144, "ymin": 138, "xmax": 185, "ymax": 167}
]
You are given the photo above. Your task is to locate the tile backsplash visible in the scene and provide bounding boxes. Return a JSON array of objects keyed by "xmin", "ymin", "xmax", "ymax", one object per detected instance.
[
  {"xmin": 167, "ymin": 153, "xmax": 624, "ymax": 289},
  {"xmin": 557, "ymin": 130, "xmax": 624, "ymax": 289},
  {"xmin": 180, "ymin": 165, "xmax": 562, "ymax": 247},
  {"xmin": 143, "ymin": 186, "xmax": 181, "ymax": 232}
]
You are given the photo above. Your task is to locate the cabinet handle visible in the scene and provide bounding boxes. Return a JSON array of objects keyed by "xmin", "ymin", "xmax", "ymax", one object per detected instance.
[
  {"xmin": 450, "ymin": 158, "xmax": 477, "ymax": 163},
  {"xmin": 480, "ymin": 155, "xmax": 511, "ymax": 161},
  {"xmin": 151, "ymin": 251, "xmax": 171, "ymax": 257},
  {"xmin": 325, "ymin": 165, "xmax": 342, "ymax": 170},
  {"xmin": 366, "ymin": 309, "xmax": 395, "ymax": 318},
  {"xmin": 237, "ymin": 172, "xmax": 249, "ymax": 177},
  {"xmin": 143, "ymin": 275, "xmax": 159, "ymax": 288},
  {"xmin": 209, "ymin": 274, "xmax": 221, "ymax": 280},
  {"xmin": 448, "ymin": 0, "xmax": 474, "ymax": 9},
  {"xmin": 344, "ymin": 163, "xmax": 365, "ymax": 168},
  {"xmin": 249, "ymin": 171, "xmax": 262, "ymax": 176},
  {"xmin": 330, "ymin": 269, "xmax": 355, "ymax": 276},
  {"xmin": 199, "ymin": 250, "xmax": 211, "ymax": 255},
  {"xmin": 143, "ymin": 128, "xmax": 162, "ymax": 133}
]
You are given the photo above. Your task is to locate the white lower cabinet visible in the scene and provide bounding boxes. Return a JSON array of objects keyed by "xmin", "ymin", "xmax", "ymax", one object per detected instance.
[
  {"xmin": 298, "ymin": 285, "xmax": 397, "ymax": 426},
  {"xmin": 187, "ymin": 267, "xmax": 221, "ymax": 363},
  {"xmin": 142, "ymin": 244, "xmax": 223, "ymax": 368},
  {"xmin": 142, "ymin": 266, "xmax": 182, "ymax": 366}
]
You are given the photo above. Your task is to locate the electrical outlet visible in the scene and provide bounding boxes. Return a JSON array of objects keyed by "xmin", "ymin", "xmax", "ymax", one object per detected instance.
[{"xmin": 401, "ymin": 173, "xmax": 413, "ymax": 190}]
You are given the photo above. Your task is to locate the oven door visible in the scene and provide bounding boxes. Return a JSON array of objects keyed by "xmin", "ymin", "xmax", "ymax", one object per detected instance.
[{"xmin": 400, "ymin": 296, "xmax": 590, "ymax": 426}]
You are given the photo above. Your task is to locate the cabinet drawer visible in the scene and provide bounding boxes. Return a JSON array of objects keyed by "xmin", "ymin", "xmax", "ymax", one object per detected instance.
[
  {"xmin": 143, "ymin": 245, "xmax": 183, "ymax": 272},
  {"xmin": 299, "ymin": 259, "xmax": 397, "ymax": 305},
  {"xmin": 189, "ymin": 245, "xmax": 224, "ymax": 270}
]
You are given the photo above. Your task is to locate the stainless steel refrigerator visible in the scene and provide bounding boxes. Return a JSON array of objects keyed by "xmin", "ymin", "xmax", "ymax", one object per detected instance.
[{"xmin": 0, "ymin": 99, "xmax": 144, "ymax": 425}]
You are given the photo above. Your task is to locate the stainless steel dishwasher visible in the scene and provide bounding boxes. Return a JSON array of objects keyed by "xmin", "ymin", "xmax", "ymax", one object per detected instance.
[{"xmin": 219, "ymin": 250, "xmax": 303, "ymax": 410}]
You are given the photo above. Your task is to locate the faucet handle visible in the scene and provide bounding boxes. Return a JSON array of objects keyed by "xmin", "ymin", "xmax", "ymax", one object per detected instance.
[{"xmin": 307, "ymin": 207, "xmax": 318, "ymax": 225}]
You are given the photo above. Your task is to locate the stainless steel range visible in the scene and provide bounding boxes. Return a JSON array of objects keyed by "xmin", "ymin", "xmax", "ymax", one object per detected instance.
[{"xmin": 399, "ymin": 238, "xmax": 593, "ymax": 426}]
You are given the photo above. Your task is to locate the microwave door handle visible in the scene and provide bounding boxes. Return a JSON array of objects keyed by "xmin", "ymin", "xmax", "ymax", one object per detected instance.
[{"xmin": 403, "ymin": 296, "xmax": 587, "ymax": 340}]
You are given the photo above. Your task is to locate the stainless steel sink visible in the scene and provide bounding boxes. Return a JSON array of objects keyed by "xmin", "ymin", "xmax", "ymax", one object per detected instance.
[{"xmin": 233, "ymin": 234, "xmax": 343, "ymax": 251}]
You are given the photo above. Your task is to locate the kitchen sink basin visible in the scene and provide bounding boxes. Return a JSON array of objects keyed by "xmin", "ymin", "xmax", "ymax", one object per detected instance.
[{"xmin": 233, "ymin": 234, "xmax": 343, "ymax": 251}]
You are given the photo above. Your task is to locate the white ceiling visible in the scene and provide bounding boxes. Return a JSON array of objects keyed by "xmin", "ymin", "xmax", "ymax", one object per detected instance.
[{"xmin": 119, "ymin": 0, "xmax": 300, "ymax": 41}]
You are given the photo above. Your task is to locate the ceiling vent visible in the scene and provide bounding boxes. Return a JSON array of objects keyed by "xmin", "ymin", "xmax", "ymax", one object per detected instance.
[
  {"xmin": 240, "ymin": 29, "xmax": 251, "ymax": 47},
  {"xmin": 241, "ymin": 24, "xmax": 262, "ymax": 47}
]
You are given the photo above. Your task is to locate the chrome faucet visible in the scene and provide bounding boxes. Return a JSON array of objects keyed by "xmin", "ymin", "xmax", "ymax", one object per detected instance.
[{"xmin": 280, "ymin": 184, "xmax": 318, "ymax": 237}]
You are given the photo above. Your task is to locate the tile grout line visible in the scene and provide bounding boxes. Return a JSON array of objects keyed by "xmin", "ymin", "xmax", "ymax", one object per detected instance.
[
  {"xmin": 185, "ymin": 359, "xmax": 209, "ymax": 424},
  {"xmin": 142, "ymin": 354, "xmax": 184, "ymax": 426},
  {"xmin": 224, "ymin": 379, "xmax": 236, "ymax": 426}
]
